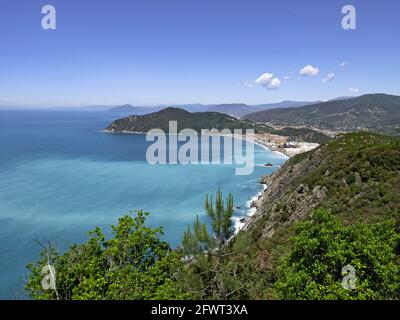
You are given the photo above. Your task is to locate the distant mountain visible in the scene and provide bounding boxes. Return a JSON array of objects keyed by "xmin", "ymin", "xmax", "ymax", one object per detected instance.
[
  {"xmin": 242, "ymin": 94, "xmax": 400, "ymax": 135},
  {"xmin": 107, "ymin": 101, "xmax": 320, "ymax": 118},
  {"xmin": 328, "ymin": 96, "xmax": 354, "ymax": 102},
  {"xmin": 205, "ymin": 101, "xmax": 320, "ymax": 118},
  {"xmin": 176, "ymin": 104, "xmax": 211, "ymax": 113},
  {"xmin": 108, "ymin": 103, "xmax": 259, "ymax": 117},
  {"xmin": 0, "ymin": 100, "xmax": 320, "ymax": 115},
  {"xmin": 108, "ymin": 104, "xmax": 137, "ymax": 113},
  {"xmin": 254, "ymin": 100, "xmax": 321, "ymax": 110},
  {"xmin": 108, "ymin": 104, "xmax": 163, "ymax": 115},
  {"xmin": 206, "ymin": 104, "xmax": 260, "ymax": 118}
]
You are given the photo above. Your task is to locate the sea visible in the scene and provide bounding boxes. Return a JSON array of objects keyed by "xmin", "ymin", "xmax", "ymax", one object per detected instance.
[{"xmin": 0, "ymin": 110, "xmax": 287, "ymax": 299}]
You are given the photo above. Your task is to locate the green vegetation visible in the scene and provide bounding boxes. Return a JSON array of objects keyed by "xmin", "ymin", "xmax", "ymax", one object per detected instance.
[
  {"xmin": 26, "ymin": 132, "xmax": 400, "ymax": 300},
  {"xmin": 243, "ymin": 94, "xmax": 400, "ymax": 136},
  {"xmin": 25, "ymin": 211, "xmax": 187, "ymax": 300},
  {"xmin": 105, "ymin": 107, "xmax": 273, "ymax": 134},
  {"xmin": 105, "ymin": 107, "xmax": 331, "ymax": 143},
  {"xmin": 178, "ymin": 189, "xmax": 245, "ymax": 299},
  {"xmin": 289, "ymin": 132, "xmax": 400, "ymax": 224},
  {"xmin": 276, "ymin": 209, "xmax": 399, "ymax": 300},
  {"xmin": 279, "ymin": 127, "xmax": 331, "ymax": 144}
]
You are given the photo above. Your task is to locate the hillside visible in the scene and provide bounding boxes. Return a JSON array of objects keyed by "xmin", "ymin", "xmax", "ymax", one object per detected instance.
[
  {"xmin": 105, "ymin": 107, "xmax": 273, "ymax": 133},
  {"xmin": 276, "ymin": 127, "xmax": 331, "ymax": 144},
  {"xmin": 206, "ymin": 103, "xmax": 260, "ymax": 118},
  {"xmin": 105, "ymin": 107, "xmax": 331, "ymax": 143},
  {"xmin": 254, "ymin": 100, "xmax": 320, "ymax": 111},
  {"xmin": 206, "ymin": 101, "xmax": 319, "ymax": 118},
  {"xmin": 245, "ymin": 132, "xmax": 400, "ymax": 238},
  {"xmin": 223, "ymin": 132, "xmax": 400, "ymax": 299},
  {"xmin": 242, "ymin": 94, "xmax": 400, "ymax": 136}
]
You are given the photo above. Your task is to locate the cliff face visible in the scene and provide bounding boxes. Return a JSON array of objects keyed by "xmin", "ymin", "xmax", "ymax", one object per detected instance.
[
  {"xmin": 245, "ymin": 160, "xmax": 328, "ymax": 239},
  {"xmin": 244, "ymin": 132, "xmax": 400, "ymax": 240}
]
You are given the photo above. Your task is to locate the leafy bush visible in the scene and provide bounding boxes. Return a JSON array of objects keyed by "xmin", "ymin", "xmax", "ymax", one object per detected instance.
[
  {"xmin": 25, "ymin": 211, "xmax": 187, "ymax": 300},
  {"xmin": 275, "ymin": 209, "xmax": 400, "ymax": 300}
]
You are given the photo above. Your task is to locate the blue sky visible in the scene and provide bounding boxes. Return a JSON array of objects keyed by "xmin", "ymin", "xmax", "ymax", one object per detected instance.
[{"xmin": 0, "ymin": 0, "xmax": 399, "ymax": 107}]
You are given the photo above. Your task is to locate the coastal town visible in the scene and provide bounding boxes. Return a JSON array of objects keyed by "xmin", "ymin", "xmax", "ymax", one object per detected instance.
[{"xmin": 244, "ymin": 132, "xmax": 320, "ymax": 158}]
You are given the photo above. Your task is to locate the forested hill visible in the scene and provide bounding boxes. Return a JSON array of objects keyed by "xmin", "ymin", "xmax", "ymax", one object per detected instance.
[
  {"xmin": 105, "ymin": 107, "xmax": 273, "ymax": 133},
  {"xmin": 245, "ymin": 132, "xmax": 400, "ymax": 239},
  {"xmin": 242, "ymin": 94, "xmax": 400, "ymax": 136},
  {"xmin": 223, "ymin": 131, "xmax": 400, "ymax": 299},
  {"xmin": 104, "ymin": 107, "xmax": 331, "ymax": 143}
]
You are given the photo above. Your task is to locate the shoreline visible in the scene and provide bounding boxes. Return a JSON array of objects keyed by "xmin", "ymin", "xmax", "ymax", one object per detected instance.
[
  {"xmin": 238, "ymin": 135, "xmax": 289, "ymax": 159},
  {"xmin": 232, "ymin": 135, "xmax": 289, "ymax": 234},
  {"xmin": 232, "ymin": 134, "xmax": 321, "ymax": 234},
  {"xmin": 103, "ymin": 129, "xmax": 292, "ymax": 159},
  {"xmin": 232, "ymin": 183, "xmax": 268, "ymax": 233},
  {"xmin": 102, "ymin": 129, "xmax": 314, "ymax": 235}
]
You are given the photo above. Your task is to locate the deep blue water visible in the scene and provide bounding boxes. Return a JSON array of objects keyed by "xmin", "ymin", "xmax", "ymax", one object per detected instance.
[{"xmin": 0, "ymin": 110, "xmax": 286, "ymax": 299}]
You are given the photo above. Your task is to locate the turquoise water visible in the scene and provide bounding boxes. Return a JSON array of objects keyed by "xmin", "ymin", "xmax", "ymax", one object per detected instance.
[{"xmin": 0, "ymin": 110, "xmax": 286, "ymax": 298}]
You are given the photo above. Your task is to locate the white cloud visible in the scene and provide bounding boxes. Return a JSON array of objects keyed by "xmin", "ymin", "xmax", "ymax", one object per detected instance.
[
  {"xmin": 255, "ymin": 73, "xmax": 281, "ymax": 90},
  {"xmin": 267, "ymin": 77, "xmax": 281, "ymax": 90},
  {"xmin": 322, "ymin": 72, "xmax": 335, "ymax": 83},
  {"xmin": 283, "ymin": 75, "xmax": 291, "ymax": 80},
  {"xmin": 255, "ymin": 73, "xmax": 274, "ymax": 85},
  {"xmin": 349, "ymin": 87, "xmax": 359, "ymax": 93},
  {"xmin": 241, "ymin": 81, "xmax": 254, "ymax": 88},
  {"xmin": 340, "ymin": 61, "xmax": 348, "ymax": 68},
  {"xmin": 299, "ymin": 65, "xmax": 320, "ymax": 77}
]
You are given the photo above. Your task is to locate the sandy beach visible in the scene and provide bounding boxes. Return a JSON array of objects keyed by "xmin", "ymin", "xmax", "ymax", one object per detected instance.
[{"xmin": 242, "ymin": 132, "xmax": 320, "ymax": 158}]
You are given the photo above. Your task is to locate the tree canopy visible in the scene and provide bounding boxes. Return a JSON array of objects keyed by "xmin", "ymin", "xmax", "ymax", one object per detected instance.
[{"xmin": 25, "ymin": 211, "xmax": 187, "ymax": 300}]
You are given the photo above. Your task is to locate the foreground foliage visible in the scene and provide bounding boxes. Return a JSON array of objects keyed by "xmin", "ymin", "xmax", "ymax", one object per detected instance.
[
  {"xmin": 178, "ymin": 189, "xmax": 244, "ymax": 299},
  {"xmin": 26, "ymin": 211, "xmax": 186, "ymax": 300},
  {"xmin": 275, "ymin": 209, "xmax": 400, "ymax": 299}
]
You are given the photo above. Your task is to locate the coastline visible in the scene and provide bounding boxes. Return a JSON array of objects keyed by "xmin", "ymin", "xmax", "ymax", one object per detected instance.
[
  {"xmin": 103, "ymin": 129, "xmax": 292, "ymax": 159},
  {"xmin": 232, "ymin": 183, "xmax": 268, "ymax": 233},
  {"xmin": 232, "ymin": 134, "xmax": 321, "ymax": 234},
  {"xmin": 102, "ymin": 129, "xmax": 314, "ymax": 235},
  {"xmin": 231, "ymin": 135, "xmax": 289, "ymax": 234},
  {"xmin": 239, "ymin": 134, "xmax": 289, "ymax": 159},
  {"xmin": 102, "ymin": 129, "xmax": 146, "ymax": 135}
]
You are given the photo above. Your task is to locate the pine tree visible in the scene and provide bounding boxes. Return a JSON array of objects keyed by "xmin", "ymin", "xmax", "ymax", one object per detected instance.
[
  {"xmin": 204, "ymin": 188, "xmax": 234, "ymax": 249},
  {"xmin": 179, "ymin": 189, "xmax": 243, "ymax": 299}
]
